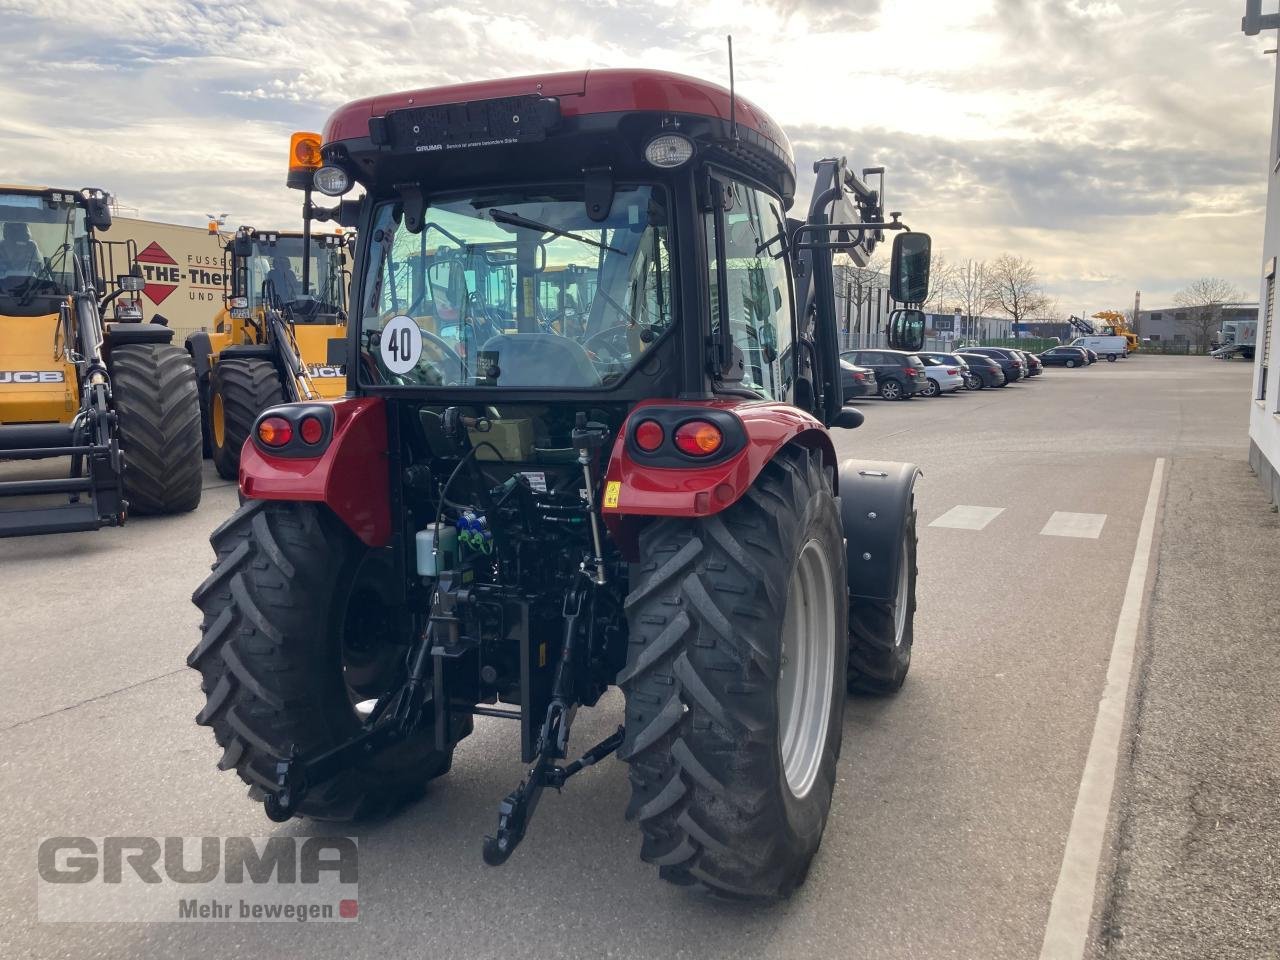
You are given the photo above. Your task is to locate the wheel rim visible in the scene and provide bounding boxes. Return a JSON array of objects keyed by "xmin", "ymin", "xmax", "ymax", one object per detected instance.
[
  {"xmin": 892, "ymin": 529, "xmax": 910, "ymax": 647},
  {"xmin": 778, "ymin": 538, "xmax": 837, "ymax": 799},
  {"xmin": 883, "ymin": 382, "xmax": 900, "ymax": 399},
  {"xmin": 211, "ymin": 392, "xmax": 226, "ymax": 448}
]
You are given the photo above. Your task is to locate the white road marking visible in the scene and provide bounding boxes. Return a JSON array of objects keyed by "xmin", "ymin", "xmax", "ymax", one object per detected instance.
[
  {"xmin": 1041, "ymin": 511, "xmax": 1108, "ymax": 539},
  {"xmin": 928, "ymin": 505, "xmax": 1005, "ymax": 530},
  {"xmin": 1038, "ymin": 458, "xmax": 1166, "ymax": 960}
]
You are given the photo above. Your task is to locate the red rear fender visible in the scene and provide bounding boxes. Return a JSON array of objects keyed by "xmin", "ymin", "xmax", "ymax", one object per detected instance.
[
  {"xmin": 239, "ymin": 397, "xmax": 391, "ymax": 547},
  {"xmin": 601, "ymin": 399, "xmax": 835, "ymax": 558}
]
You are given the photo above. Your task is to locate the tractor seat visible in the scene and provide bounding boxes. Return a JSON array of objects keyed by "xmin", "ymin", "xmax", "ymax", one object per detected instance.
[{"xmin": 477, "ymin": 333, "xmax": 601, "ymax": 387}]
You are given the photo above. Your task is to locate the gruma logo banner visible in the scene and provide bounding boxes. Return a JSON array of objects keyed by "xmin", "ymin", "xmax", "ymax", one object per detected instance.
[{"xmin": 135, "ymin": 242, "xmax": 181, "ymax": 305}]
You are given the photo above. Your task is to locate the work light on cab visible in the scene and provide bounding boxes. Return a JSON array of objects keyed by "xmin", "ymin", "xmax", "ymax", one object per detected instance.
[
  {"xmin": 313, "ymin": 166, "xmax": 352, "ymax": 197},
  {"xmin": 643, "ymin": 134, "xmax": 694, "ymax": 168},
  {"xmin": 673, "ymin": 420, "xmax": 723, "ymax": 456},
  {"xmin": 256, "ymin": 416, "xmax": 293, "ymax": 447},
  {"xmin": 287, "ymin": 131, "xmax": 323, "ymax": 189}
]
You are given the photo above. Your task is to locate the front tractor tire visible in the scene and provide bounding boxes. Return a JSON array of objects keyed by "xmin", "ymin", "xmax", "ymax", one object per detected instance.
[
  {"xmin": 620, "ymin": 446, "xmax": 848, "ymax": 899},
  {"xmin": 189, "ymin": 500, "xmax": 462, "ymax": 820},
  {"xmin": 209, "ymin": 358, "xmax": 285, "ymax": 481},
  {"xmin": 108, "ymin": 343, "xmax": 203, "ymax": 515},
  {"xmin": 847, "ymin": 507, "xmax": 918, "ymax": 694}
]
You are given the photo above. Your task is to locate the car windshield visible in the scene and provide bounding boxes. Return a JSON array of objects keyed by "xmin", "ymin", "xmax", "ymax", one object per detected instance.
[
  {"xmin": 244, "ymin": 235, "xmax": 345, "ymax": 315},
  {"xmin": 357, "ymin": 184, "xmax": 672, "ymax": 389},
  {"xmin": 0, "ymin": 191, "xmax": 88, "ymax": 298}
]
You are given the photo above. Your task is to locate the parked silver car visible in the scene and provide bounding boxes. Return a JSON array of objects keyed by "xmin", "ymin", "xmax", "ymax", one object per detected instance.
[{"xmin": 914, "ymin": 353, "xmax": 967, "ymax": 396}]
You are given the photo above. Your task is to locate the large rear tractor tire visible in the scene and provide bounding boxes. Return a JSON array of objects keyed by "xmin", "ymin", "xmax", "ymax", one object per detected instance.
[
  {"xmin": 847, "ymin": 508, "xmax": 918, "ymax": 694},
  {"xmin": 189, "ymin": 500, "xmax": 463, "ymax": 820},
  {"xmin": 620, "ymin": 446, "xmax": 847, "ymax": 900},
  {"xmin": 210, "ymin": 358, "xmax": 285, "ymax": 482},
  {"xmin": 109, "ymin": 343, "xmax": 203, "ymax": 515}
]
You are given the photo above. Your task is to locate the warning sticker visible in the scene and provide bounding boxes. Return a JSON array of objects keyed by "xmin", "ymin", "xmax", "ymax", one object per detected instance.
[{"xmin": 603, "ymin": 481, "xmax": 621, "ymax": 509}]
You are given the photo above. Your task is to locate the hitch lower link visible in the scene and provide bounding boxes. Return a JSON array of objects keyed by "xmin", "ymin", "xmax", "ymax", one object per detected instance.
[
  {"xmin": 261, "ymin": 622, "xmax": 439, "ymax": 823},
  {"xmin": 482, "ymin": 577, "xmax": 622, "ymax": 865}
]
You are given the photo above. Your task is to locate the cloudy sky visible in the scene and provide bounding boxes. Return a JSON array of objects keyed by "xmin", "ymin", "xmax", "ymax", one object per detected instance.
[{"xmin": 1, "ymin": 0, "xmax": 1274, "ymax": 313}]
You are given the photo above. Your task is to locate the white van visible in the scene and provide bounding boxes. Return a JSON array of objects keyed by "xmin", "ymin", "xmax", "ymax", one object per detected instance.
[{"xmin": 1070, "ymin": 335, "xmax": 1129, "ymax": 361}]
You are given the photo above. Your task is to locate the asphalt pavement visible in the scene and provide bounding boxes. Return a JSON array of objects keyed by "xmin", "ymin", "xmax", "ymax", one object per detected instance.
[{"xmin": 0, "ymin": 355, "xmax": 1270, "ymax": 959}]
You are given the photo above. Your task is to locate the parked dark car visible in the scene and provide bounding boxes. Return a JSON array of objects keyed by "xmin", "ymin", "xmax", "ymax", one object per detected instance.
[
  {"xmin": 841, "ymin": 348, "xmax": 927, "ymax": 400},
  {"xmin": 1039, "ymin": 346, "xmax": 1090, "ymax": 368},
  {"xmin": 840, "ymin": 359, "xmax": 878, "ymax": 401},
  {"xmin": 957, "ymin": 352, "xmax": 1006, "ymax": 388},
  {"xmin": 1019, "ymin": 350, "xmax": 1043, "ymax": 377},
  {"xmin": 1085, "ymin": 348, "xmax": 1099, "ymax": 364},
  {"xmin": 962, "ymin": 346, "xmax": 1025, "ymax": 384}
]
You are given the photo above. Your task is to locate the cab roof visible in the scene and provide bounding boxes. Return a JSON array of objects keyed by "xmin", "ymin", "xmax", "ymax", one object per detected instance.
[{"xmin": 322, "ymin": 68, "xmax": 793, "ymax": 166}]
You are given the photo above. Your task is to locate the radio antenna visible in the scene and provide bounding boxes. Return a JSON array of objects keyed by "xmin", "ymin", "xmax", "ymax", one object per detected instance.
[{"xmin": 727, "ymin": 35, "xmax": 739, "ymax": 141}]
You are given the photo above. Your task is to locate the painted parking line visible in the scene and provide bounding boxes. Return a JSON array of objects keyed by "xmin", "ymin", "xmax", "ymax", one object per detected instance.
[
  {"xmin": 1041, "ymin": 512, "xmax": 1107, "ymax": 539},
  {"xmin": 1038, "ymin": 458, "xmax": 1166, "ymax": 959},
  {"xmin": 928, "ymin": 505, "xmax": 1005, "ymax": 530}
]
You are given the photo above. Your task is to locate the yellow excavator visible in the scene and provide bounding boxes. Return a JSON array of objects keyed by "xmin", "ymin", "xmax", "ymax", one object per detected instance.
[
  {"xmin": 1092, "ymin": 310, "xmax": 1140, "ymax": 353},
  {"xmin": 185, "ymin": 224, "xmax": 349, "ymax": 479},
  {"xmin": 0, "ymin": 185, "xmax": 203, "ymax": 536}
]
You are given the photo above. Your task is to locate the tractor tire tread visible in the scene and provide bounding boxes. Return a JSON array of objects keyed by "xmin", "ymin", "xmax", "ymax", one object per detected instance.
[{"xmin": 108, "ymin": 342, "xmax": 203, "ymax": 515}]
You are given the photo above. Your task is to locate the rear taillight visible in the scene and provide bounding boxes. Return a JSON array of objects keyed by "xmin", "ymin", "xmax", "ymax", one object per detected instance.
[
  {"xmin": 299, "ymin": 415, "xmax": 325, "ymax": 445},
  {"xmin": 903, "ymin": 367, "xmax": 918, "ymax": 377},
  {"xmin": 946, "ymin": 367, "xmax": 958, "ymax": 375},
  {"xmin": 673, "ymin": 420, "xmax": 724, "ymax": 456},
  {"xmin": 634, "ymin": 419, "xmax": 664, "ymax": 452},
  {"xmin": 853, "ymin": 373, "xmax": 865, "ymax": 382},
  {"xmin": 257, "ymin": 416, "xmax": 292, "ymax": 447}
]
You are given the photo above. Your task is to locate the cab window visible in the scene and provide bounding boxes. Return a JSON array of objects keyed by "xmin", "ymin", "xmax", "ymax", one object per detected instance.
[{"xmin": 705, "ymin": 178, "xmax": 795, "ymax": 401}]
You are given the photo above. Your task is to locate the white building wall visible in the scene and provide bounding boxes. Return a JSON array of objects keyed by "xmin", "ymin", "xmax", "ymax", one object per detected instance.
[{"xmin": 1249, "ymin": 33, "xmax": 1280, "ymax": 506}]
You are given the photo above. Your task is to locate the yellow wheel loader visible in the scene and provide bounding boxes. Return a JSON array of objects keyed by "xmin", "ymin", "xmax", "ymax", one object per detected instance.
[
  {"xmin": 185, "ymin": 226, "xmax": 349, "ymax": 480},
  {"xmin": 0, "ymin": 186, "xmax": 203, "ymax": 536}
]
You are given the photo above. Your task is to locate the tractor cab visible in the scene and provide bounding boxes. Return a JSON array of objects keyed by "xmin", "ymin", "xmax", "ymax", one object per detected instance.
[
  {"xmin": 225, "ymin": 227, "xmax": 348, "ymax": 326},
  {"xmin": 190, "ymin": 69, "xmax": 931, "ymax": 898}
]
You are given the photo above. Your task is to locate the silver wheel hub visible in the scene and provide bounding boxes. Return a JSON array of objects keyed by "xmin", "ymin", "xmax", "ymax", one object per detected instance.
[
  {"xmin": 777, "ymin": 539, "xmax": 837, "ymax": 799},
  {"xmin": 892, "ymin": 529, "xmax": 910, "ymax": 647}
]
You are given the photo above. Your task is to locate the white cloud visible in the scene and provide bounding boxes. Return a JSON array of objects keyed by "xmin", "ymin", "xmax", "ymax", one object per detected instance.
[{"xmin": 0, "ymin": 0, "xmax": 1272, "ymax": 310}]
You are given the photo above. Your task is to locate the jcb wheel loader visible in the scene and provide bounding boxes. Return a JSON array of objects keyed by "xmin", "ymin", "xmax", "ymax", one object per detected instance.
[
  {"xmin": 186, "ymin": 225, "xmax": 349, "ymax": 480},
  {"xmin": 189, "ymin": 69, "xmax": 933, "ymax": 899},
  {"xmin": 0, "ymin": 186, "xmax": 202, "ymax": 536}
]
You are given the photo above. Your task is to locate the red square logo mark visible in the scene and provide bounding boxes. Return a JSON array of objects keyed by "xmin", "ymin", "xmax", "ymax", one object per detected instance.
[{"xmin": 339, "ymin": 899, "xmax": 359, "ymax": 919}]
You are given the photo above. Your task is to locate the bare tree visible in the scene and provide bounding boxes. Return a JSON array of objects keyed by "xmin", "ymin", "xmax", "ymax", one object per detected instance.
[
  {"xmin": 1173, "ymin": 277, "xmax": 1245, "ymax": 347},
  {"xmin": 987, "ymin": 254, "xmax": 1048, "ymax": 328},
  {"xmin": 835, "ymin": 253, "xmax": 887, "ymax": 346},
  {"xmin": 952, "ymin": 258, "xmax": 994, "ymax": 343},
  {"xmin": 921, "ymin": 251, "xmax": 956, "ymax": 314}
]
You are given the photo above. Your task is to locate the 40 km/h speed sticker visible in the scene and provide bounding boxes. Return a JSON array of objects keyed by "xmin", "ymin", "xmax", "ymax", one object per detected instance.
[{"xmin": 380, "ymin": 316, "xmax": 423, "ymax": 374}]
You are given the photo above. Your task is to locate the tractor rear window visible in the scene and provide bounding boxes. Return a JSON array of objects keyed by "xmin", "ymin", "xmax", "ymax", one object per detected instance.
[{"xmin": 356, "ymin": 185, "xmax": 673, "ymax": 390}]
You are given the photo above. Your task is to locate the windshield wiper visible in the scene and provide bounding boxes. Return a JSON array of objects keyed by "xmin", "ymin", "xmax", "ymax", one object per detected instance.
[{"xmin": 488, "ymin": 209, "xmax": 623, "ymax": 255}]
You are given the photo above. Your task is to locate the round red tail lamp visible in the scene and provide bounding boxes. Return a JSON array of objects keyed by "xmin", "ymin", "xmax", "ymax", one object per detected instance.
[
  {"xmin": 299, "ymin": 415, "xmax": 324, "ymax": 445},
  {"xmin": 257, "ymin": 416, "xmax": 293, "ymax": 447},
  {"xmin": 634, "ymin": 419, "xmax": 665, "ymax": 452},
  {"xmin": 673, "ymin": 420, "xmax": 723, "ymax": 456}
]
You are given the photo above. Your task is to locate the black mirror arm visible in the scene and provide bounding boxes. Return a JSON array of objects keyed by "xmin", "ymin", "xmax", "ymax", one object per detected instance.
[{"xmin": 789, "ymin": 216, "xmax": 909, "ymax": 252}]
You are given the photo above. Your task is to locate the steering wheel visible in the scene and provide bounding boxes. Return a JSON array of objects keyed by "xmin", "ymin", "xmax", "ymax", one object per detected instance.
[
  {"xmin": 368, "ymin": 323, "xmax": 466, "ymax": 385},
  {"xmin": 582, "ymin": 324, "xmax": 633, "ymax": 364},
  {"xmin": 414, "ymin": 328, "xmax": 467, "ymax": 384}
]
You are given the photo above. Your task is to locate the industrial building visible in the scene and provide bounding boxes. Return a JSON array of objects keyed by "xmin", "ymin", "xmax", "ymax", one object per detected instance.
[{"xmin": 1244, "ymin": 1, "xmax": 1280, "ymax": 506}]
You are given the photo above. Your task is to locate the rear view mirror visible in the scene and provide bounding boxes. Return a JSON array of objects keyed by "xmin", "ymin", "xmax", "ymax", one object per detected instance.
[
  {"xmin": 831, "ymin": 407, "xmax": 864, "ymax": 429},
  {"xmin": 888, "ymin": 308, "xmax": 926, "ymax": 352},
  {"xmin": 232, "ymin": 234, "xmax": 254, "ymax": 258},
  {"xmin": 889, "ymin": 232, "xmax": 931, "ymax": 304},
  {"xmin": 83, "ymin": 191, "xmax": 113, "ymax": 232}
]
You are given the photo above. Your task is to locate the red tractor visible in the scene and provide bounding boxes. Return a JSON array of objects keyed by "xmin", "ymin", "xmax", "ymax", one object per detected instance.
[{"xmin": 189, "ymin": 68, "xmax": 931, "ymax": 900}]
